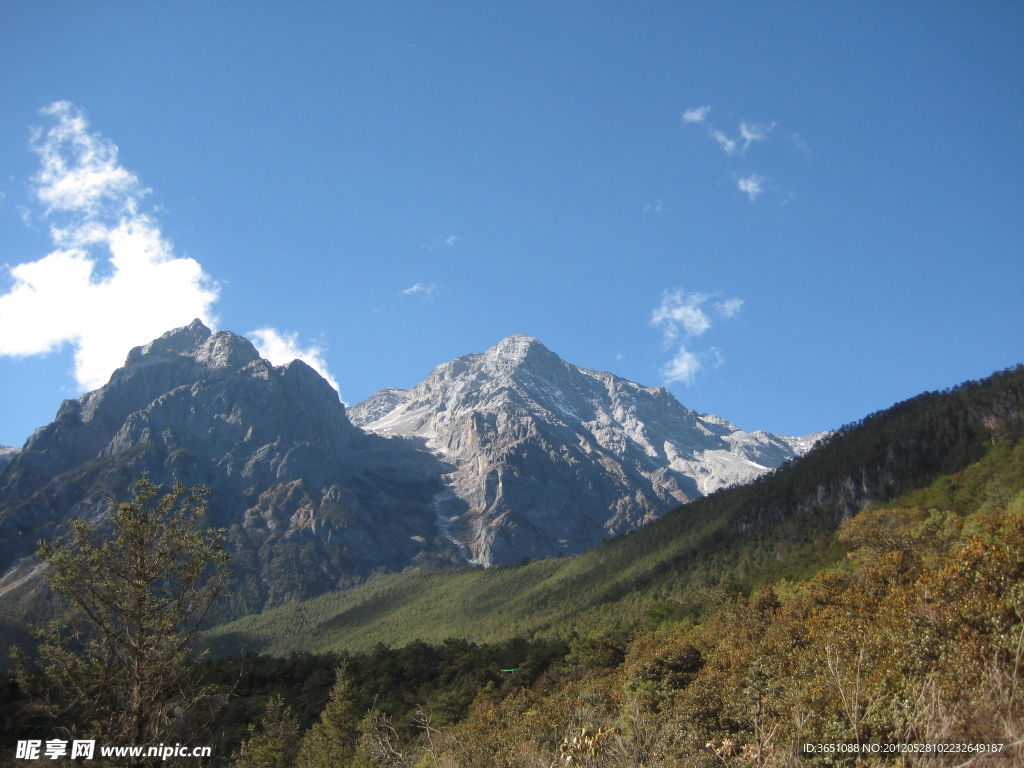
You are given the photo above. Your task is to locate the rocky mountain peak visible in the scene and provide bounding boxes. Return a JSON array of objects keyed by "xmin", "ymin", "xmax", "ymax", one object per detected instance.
[
  {"xmin": 0, "ymin": 321, "xmax": 452, "ymax": 618},
  {"xmin": 348, "ymin": 387, "xmax": 412, "ymax": 427},
  {"xmin": 483, "ymin": 334, "xmax": 570, "ymax": 379},
  {"xmin": 132, "ymin": 317, "xmax": 212, "ymax": 357},
  {"xmin": 3, "ymin": 319, "xmax": 353, "ymax": 506},
  {"xmin": 352, "ymin": 336, "xmax": 825, "ymax": 566},
  {"xmin": 484, "ymin": 333, "xmax": 551, "ymax": 364},
  {"xmin": 123, "ymin": 318, "xmax": 260, "ymax": 374}
]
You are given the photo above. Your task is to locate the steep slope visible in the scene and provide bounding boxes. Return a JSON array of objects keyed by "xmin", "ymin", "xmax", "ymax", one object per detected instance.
[
  {"xmin": 350, "ymin": 335, "xmax": 823, "ymax": 566},
  {"xmin": 0, "ymin": 321, "xmax": 455, "ymax": 621},
  {"xmin": 206, "ymin": 364, "xmax": 1024, "ymax": 655}
]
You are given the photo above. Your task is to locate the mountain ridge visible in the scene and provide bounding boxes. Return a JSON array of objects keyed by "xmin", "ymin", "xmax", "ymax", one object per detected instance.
[
  {"xmin": 0, "ymin": 321, "xmax": 453, "ymax": 622},
  {"xmin": 350, "ymin": 334, "xmax": 823, "ymax": 565},
  {"xmin": 0, "ymin": 321, "xmax": 821, "ymax": 636}
]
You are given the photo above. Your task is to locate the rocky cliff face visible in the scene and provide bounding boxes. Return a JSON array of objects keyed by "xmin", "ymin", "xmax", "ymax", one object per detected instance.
[
  {"xmin": 350, "ymin": 334, "xmax": 825, "ymax": 566},
  {"xmin": 0, "ymin": 321, "xmax": 455, "ymax": 618}
]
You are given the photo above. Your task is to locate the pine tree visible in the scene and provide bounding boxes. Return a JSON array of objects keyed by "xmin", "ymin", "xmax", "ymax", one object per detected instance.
[
  {"xmin": 20, "ymin": 477, "xmax": 231, "ymax": 760},
  {"xmin": 296, "ymin": 666, "xmax": 361, "ymax": 768},
  {"xmin": 233, "ymin": 695, "xmax": 301, "ymax": 768}
]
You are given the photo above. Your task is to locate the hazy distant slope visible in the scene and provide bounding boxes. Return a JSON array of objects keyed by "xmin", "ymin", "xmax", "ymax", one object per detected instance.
[{"xmin": 0, "ymin": 448, "xmax": 16, "ymax": 474}]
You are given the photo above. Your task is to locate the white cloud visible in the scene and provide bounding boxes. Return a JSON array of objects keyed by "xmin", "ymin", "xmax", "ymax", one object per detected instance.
[
  {"xmin": 402, "ymin": 282, "xmax": 440, "ymax": 299},
  {"xmin": 651, "ymin": 288, "xmax": 743, "ymax": 386},
  {"xmin": 710, "ymin": 129, "xmax": 738, "ymax": 156},
  {"xmin": 0, "ymin": 102, "xmax": 219, "ymax": 391},
  {"xmin": 737, "ymin": 174, "xmax": 765, "ymax": 201},
  {"xmin": 738, "ymin": 121, "xmax": 774, "ymax": 152},
  {"xmin": 444, "ymin": 235, "xmax": 460, "ymax": 246},
  {"xmin": 651, "ymin": 289, "xmax": 712, "ymax": 341},
  {"xmin": 661, "ymin": 345, "xmax": 702, "ymax": 386},
  {"xmin": 708, "ymin": 121, "xmax": 774, "ymax": 157},
  {"xmin": 249, "ymin": 327, "xmax": 341, "ymax": 396},
  {"xmin": 31, "ymin": 102, "xmax": 145, "ymax": 219},
  {"xmin": 683, "ymin": 108, "xmax": 787, "ymax": 201},
  {"xmin": 714, "ymin": 297, "xmax": 744, "ymax": 319},
  {"xmin": 682, "ymin": 106, "xmax": 710, "ymax": 124}
]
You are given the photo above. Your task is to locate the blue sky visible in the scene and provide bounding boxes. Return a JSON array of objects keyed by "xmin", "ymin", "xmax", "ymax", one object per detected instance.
[{"xmin": 1, "ymin": 2, "xmax": 1022, "ymax": 447}]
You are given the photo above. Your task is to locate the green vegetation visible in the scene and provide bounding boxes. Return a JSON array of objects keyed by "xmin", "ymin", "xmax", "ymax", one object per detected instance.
[
  {"xmin": 206, "ymin": 366, "xmax": 1024, "ymax": 655},
  {"xmin": 182, "ymin": 635, "xmax": 568, "ymax": 764},
  {"xmin": 13, "ymin": 479, "xmax": 231, "ymax": 765},
  {"xmin": 3, "ymin": 366, "xmax": 1021, "ymax": 766},
  {"xmin": 427, "ymin": 439, "xmax": 1024, "ymax": 766},
  {"xmin": 231, "ymin": 695, "xmax": 300, "ymax": 768},
  {"xmin": 203, "ymin": 434, "xmax": 1023, "ymax": 766}
]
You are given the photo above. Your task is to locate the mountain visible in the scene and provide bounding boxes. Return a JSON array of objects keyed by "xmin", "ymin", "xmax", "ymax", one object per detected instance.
[
  {"xmin": 0, "ymin": 320, "xmax": 456, "ymax": 622},
  {"xmin": 206, "ymin": 364, "xmax": 1024, "ymax": 656},
  {"xmin": 0, "ymin": 323, "xmax": 818, "ymax": 635},
  {"xmin": 349, "ymin": 334, "xmax": 823, "ymax": 566}
]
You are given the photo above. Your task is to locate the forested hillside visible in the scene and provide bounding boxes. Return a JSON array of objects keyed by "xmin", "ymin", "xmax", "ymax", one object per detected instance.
[
  {"xmin": 4, "ymin": 367, "xmax": 1022, "ymax": 767},
  {"xmin": 206, "ymin": 366, "xmax": 1024, "ymax": 655},
  {"xmin": 203, "ymin": 422, "xmax": 1024, "ymax": 767},
  {"xmin": 410, "ymin": 439, "xmax": 1024, "ymax": 767},
  {"xmin": 65, "ymin": 425, "xmax": 1017, "ymax": 768}
]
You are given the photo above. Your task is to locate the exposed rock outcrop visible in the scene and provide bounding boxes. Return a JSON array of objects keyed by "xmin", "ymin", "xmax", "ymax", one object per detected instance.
[{"xmin": 350, "ymin": 334, "xmax": 825, "ymax": 566}]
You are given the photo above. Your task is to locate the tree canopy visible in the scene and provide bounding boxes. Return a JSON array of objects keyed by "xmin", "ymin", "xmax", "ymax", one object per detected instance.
[{"xmin": 21, "ymin": 477, "xmax": 231, "ymax": 759}]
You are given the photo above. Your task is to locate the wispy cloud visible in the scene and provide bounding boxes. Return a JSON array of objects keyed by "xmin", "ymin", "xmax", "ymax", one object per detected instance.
[
  {"xmin": 710, "ymin": 129, "xmax": 738, "ymax": 156},
  {"xmin": 31, "ymin": 103, "xmax": 143, "ymax": 219},
  {"xmin": 0, "ymin": 102, "xmax": 220, "ymax": 390},
  {"xmin": 682, "ymin": 105, "xmax": 791, "ymax": 203},
  {"xmin": 402, "ymin": 282, "xmax": 440, "ymax": 299},
  {"xmin": 737, "ymin": 174, "xmax": 765, "ymax": 202},
  {"xmin": 651, "ymin": 288, "xmax": 743, "ymax": 385},
  {"xmin": 682, "ymin": 106, "xmax": 710, "ymax": 124},
  {"xmin": 789, "ymin": 132, "xmax": 811, "ymax": 159},
  {"xmin": 249, "ymin": 327, "xmax": 341, "ymax": 396},
  {"xmin": 684, "ymin": 106, "xmax": 775, "ymax": 158},
  {"xmin": 705, "ymin": 121, "xmax": 774, "ymax": 157},
  {"xmin": 421, "ymin": 235, "xmax": 461, "ymax": 252},
  {"xmin": 652, "ymin": 289, "xmax": 713, "ymax": 341},
  {"xmin": 662, "ymin": 345, "xmax": 703, "ymax": 386},
  {"xmin": 739, "ymin": 121, "xmax": 774, "ymax": 152},
  {"xmin": 714, "ymin": 297, "xmax": 745, "ymax": 319}
]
